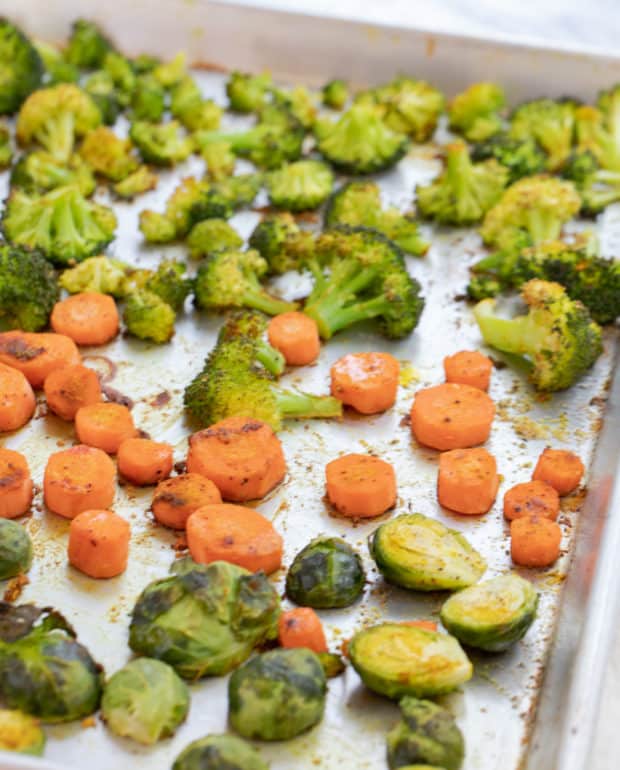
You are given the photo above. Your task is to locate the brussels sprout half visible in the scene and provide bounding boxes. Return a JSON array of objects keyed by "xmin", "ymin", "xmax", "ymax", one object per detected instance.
[
  {"xmin": 0, "ymin": 709, "xmax": 45, "ymax": 755},
  {"xmin": 0, "ymin": 519, "xmax": 32, "ymax": 580},
  {"xmin": 369, "ymin": 513, "xmax": 486, "ymax": 591},
  {"xmin": 349, "ymin": 623, "xmax": 472, "ymax": 699},
  {"xmin": 101, "ymin": 658, "xmax": 189, "ymax": 744},
  {"xmin": 439, "ymin": 573, "xmax": 538, "ymax": 652},
  {"xmin": 285, "ymin": 536, "xmax": 365, "ymax": 609},
  {"xmin": 172, "ymin": 733, "xmax": 270, "ymax": 770},
  {"xmin": 228, "ymin": 647, "xmax": 327, "ymax": 741}
]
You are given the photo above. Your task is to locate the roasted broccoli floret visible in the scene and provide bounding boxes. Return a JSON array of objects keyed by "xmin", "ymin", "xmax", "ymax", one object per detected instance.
[
  {"xmin": 315, "ymin": 103, "xmax": 409, "ymax": 175},
  {"xmin": 3, "ymin": 185, "xmax": 117, "ymax": 265},
  {"xmin": 65, "ymin": 19, "xmax": 114, "ymax": 70},
  {"xmin": 187, "ymin": 219, "xmax": 243, "ymax": 260},
  {"xmin": 471, "ymin": 133, "xmax": 546, "ymax": 184},
  {"xmin": 35, "ymin": 40, "xmax": 79, "ymax": 85},
  {"xmin": 226, "ymin": 70, "xmax": 272, "ymax": 113},
  {"xmin": 153, "ymin": 53, "xmax": 187, "ymax": 89},
  {"xmin": 129, "ymin": 120, "xmax": 193, "ymax": 166},
  {"xmin": 143, "ymin": 260, "xmax": 192, "ymax": 311},
  {"xmin": 59, "ymin": 255, "xmax": 129, "ymax": 297},
  {"xmin": 113, "ymin": 165, "xmax": 158, "ymax": 199},
  {"xmin": 509, "ymin": 98, "xmax": 577, "ymax": 171},
  {"xmin": 16, "ymin": 83, "xmax": 102, "ymax": 162},
  {"xmin": 83, "ymin": 70, "xmax": 120, "ymax": 125},
  {"xmin": 80, "ymin": 126, "xmax": 138, "ymax": 181},
  {"xmin": 194, "ymin": 173, "xmax": 262, "ymax": 219},
  {"xmin": 322, "ymin": 79, "xmax": 349, "ymax": 110},
  {"xmin": 11, "ymin": 151, "xmax": 94, "ymax": 197},
  {"xmin": 217, "ymin": 310, "xmax": 285, "ymax": 376},
  {"xmin": 272, "ymin": 85, "xmax": 317, "ymax": 128},
  {"xmin": 562, "ymin": 150, "xmax": 620, "ymax": 215},
  {"xmin": 201, "ymin": 140, "xmax": 236, "ymax": 181},
  {"xmin": 467, "ymin": 231, "xmax": 532, "ymax": 301},
  {"xmin": 0, "ymin": 244, "xmax": 59, "ymax": 331},
  {"xmin": 0, "ymin": 19, "xmax": 43, "ymax": 114},
  {"xmin": 170, "ymin": 76, "xmax": 222, "ymax": 131},
  {"xmin": 416, "ymin": 141, "xmax": 507, "ymax": 225},
  {"xmin": 139, "ymin": 176, "xmax": 208, "ymax": 242},
  {"xmin": 248, "ymin": 213, "xmax": 314, "ymax": 274},
  {"xmin": 325, "ymin": 181, "xmax": 429, "ymax": 256},
  {"xmin": 132, "ymin": 54, "xmax": 161, "ymax": 74},
  {"xmin": 303, "ymin": 226, "xmax": 425, "ymax": 340},
  {"xmin": 448, "ymin": 82, "xmax": 505, "ymax": 142},
  {"xmin": 265, "ymin": 160, "xmax": 334, "ymax": 211},
  {"xmin": 124, "ymin": 289, "xmax": 176, "ymax": 343},
  {"xmin": 474, "ymin": 279, "xmax": 602, "ymax": 391},
  {"xmin": 103, "ymin": 51, "xmax": 135, "ymax": 107},
  {"xmin": 0, "ymin": 122, "xmax": 11, "ymax": 169},
  {"xmin": 131, "ymin": 74, "xmax": 166, "ymax": 122}
]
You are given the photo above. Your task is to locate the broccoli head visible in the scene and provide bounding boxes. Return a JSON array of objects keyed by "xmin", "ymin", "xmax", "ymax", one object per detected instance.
[
  {"xmin": 83, "ymin": 70, "xmax": 120, "ymax": 125},
  {"xmin": 131, "ymin": 74, "xmax": 166, "ymax": 122},
  {"xmin": 272, "ymin": 86, "xmax": 317, "ymax": 128},
  {"xmin": 467, "ymin": 231, "xmax": 532, "ymax": 301},
  {"xmin": 59, "ymin": 255, "xmax": 129, "ymax": 297},
  {"xmin": 113, "ymin": 165, "xmax": 158, "ymax": 199},
  {"xmin": 226, "ymin": 71, "xmax": 272, "ymax": 113},
  {"xmin": 35, "ymin": 40, "xmax": 79, "ymax": 85},
  {"xmin": 11, "ymin": 150, "xmax": 96, "ymax": 197},
  {"xmin": 572, "ymin": 104, "xmax": 620, "ymax": 172},
  {"xmin": 266, "ymin": 160, "xmax": 334, "ymax": 211},
  {"xmin": 123, "ymin": 289, "xmax": 176, "ymax": 344},
  {"xmin": 153, "ymin": 53, "xmax": 187, "ymax": 89},
  {"xmin": 139, "ymin": 176, "xmax": 208, "ymax": 242},
  {"xmin": 187, "ymin": 219, "xmax": 243, "ymax": 260},
  {"xmin": 597, "ymin": 84, "xmax": 620, "ymax": 159},
  {"xmin": 325, "ymin": 181, "xmax": 428, "ymax": 256},
  {"xmin": 322, "ymin": 79, "xmax": 349, "ymax": 110},
  {"xmin": 65, "ymin": 19, "xmax": 114, "ymax": 70},
  {"xmin": 509, "ymin": 98, "xmax": 577, "ymax": 171},
  {"xmin": 471, "ymin": 133, "xmax": 546, "ymax": 184},
  {"xmin": 0, "ymin": 19, "xmax": 43, "ymax": 114},
  {"xmin": 201, "ymin": 140, "xmax": 236, "ymax": 181},
  {"xmin": 248, "ymin": 213, "xmax": 314, "ymax": 275},
  {"xmin": 193, "ymin": 173, "xmax": 262, "ymax": 221},
  {"xmin": 416, "ymin": 141, "xmax": 508, "ymax": 225},
  {"xmin": 103, "ymin": 51, "xmax": 135, "ymax": 107},
  {"xmin": 562, "ymin": 150, "xmax": 620, "ymax": 215},
  {"xmin": 138, "ymin": 211, "xmax": 177, "ymax": 244},
  {"xmin": 170, "ymin": 76, "xmax": 222, "ymax": 132},
  {"xmin": 0, "ymin": 122, "xmax": 11, "ymax": 169},
  {"xmin": 132, "ymin": 54, "xmax": 161, "ymax": 75},
  {"xmin": 80, "ymin": 126, "xmax": 139, "ymax": 181},
  {"xmin": 129, "ymin": 120, "xmax": 193, "ymax": 166},
  {"xmin": 217, "ymin": 310, "xmax": 285, "ymax": 376},
  {"xmin": 0, "ymin": 244, "xmax": 59, "ymax": 331},
  {"xmin": 143, "ymin": 260, "xmax": 193, "ymax": 311},
  {"xmin": 448, "ymin": 82, "xmax": 506, "ymax": 142}
]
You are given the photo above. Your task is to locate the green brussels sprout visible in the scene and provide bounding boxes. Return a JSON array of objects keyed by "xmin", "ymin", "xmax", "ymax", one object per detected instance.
[
  {"xmin": 386, "ymin": 696, "xmax": 465, "ymax": 770},
  {"xmin": 369, "ymin": 513, "xmax": 486, "ymax": 591},
  {"xmin": 439, "ymin": 573, "xmax": 538, "ymax": 652},
  {"xmin": 129, "ymin": 560, "xmax": 280, "ymax": 679},
  {"xmin": 173, "ymin": 733, "xmax": 269, "ymax": 770},
  {"xmin": 348, "ymin": 623, "xmax": 472, "ymax": 699},
  {"xmin": 0, "ymin": 520, "xmax": 32, "ymax": 579},
  {"xmin": 317, "ymin": 652, "xmax": 346, "ymax": 678},
  {"xmin": 286, "ymin": 536, "xmax": 365, "ymax": 609},
  {"xmin": 0, "ymin": 603, "xmax": 102, "ymax": 722},
  {"xmin": 228, "ymin": 647, "xmax": 326, "ymax": 741},
  {"xmin": 0, "ymin": 709, "xmax": 45, "ymax": 755},
  {"xmin": 101, "ymin": 658, "xmax": 189, "ymax": 744}
]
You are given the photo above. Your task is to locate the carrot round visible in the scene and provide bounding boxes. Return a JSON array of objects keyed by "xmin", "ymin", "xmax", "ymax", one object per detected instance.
[
  {"xmin": 0, "ymin": 448, "xmax": 33, "ymax": 519},
  {"xmin": 444, "ymin": 349, "xmax": 493, "ymax": 391},
  {"xmin": 410, "ymin": 382, "xmax": 495, "ymax": 451},
  {"xmin": 0, "ymin": 362, "xmax": 35, "ymax": 432},
  {"xmin": 186, "ymin": 503, "xmax": 283, "ymax": 574},
  {"xmin": 532, "ymin": 448, "xmax": 585, "ymax": 496},
  {"xmin": 278, "ymin": 607, "xmax": 328, "ymax": 653},
  {"xmin": 330, "ymin": 352, "xmax": 400, "ymax": 414},
  {"xmin": 267, "ymin": 312, "xmax": 320, "ymax": 366},
  {"xmin": 0, "ymin": 331, "xmax": 81, "ymax": 388},
  {"xmin": 75, "ymin": 402, "xmax": 136, "ymax": 454},
  {"xmin": 510, "ymin": 515, "xmax": 562, "ymax": 567},
  {"xmin": 68, "ymin": 509, "xmax": 130, "ymax": 578},
  {"xmin": 325, "ymin": 453, "xmax": 397, "ymax": 518},
  {"xmin": 44, "ymin": 445, "xmax": 116, "ymax": 519},
  {"xmin": 43, "ymin": 364, "xmax": 102, "ymax": 421},
  {"xmin": 186, "ymin": 415, "xmax": 286, "ymax": 502},
  {"xmin": 51, "ymin": 292, "xmax": 120, "ymax": 347},
  {"xmin": 437, "ymin": 447, "xmax": 499, "ymax": 515},
  {"xmin": 503, "ymin": 480, "xmax": 560, "ymax": 521},
  {"xmin": 151, "ymin": 473, "xmax": 222, "ymax": 530},
  {"xmin": 401, "ymin": 620, "xmax": 438, "ymax": 632},
  {"xmin": 117, "ymin": 438, "xmax": 173, "ymax": 486}
]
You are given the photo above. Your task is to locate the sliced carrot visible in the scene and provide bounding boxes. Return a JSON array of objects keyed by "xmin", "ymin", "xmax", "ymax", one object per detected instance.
[
  {"xmin": 186, "ymin": 415, "xmax": 286, "ymax": 502},
  {"xmin": 68, "ymin": 509, "xmax": 130, "ymax": 578},
  {"xmin": 51, "ymin": 292, "xmax": 119, "ymax": 347},
  {"xmin": 510, "ymin": 515, "xmax": 562, "ymax": 567},
  {"xmin": 532, "ymin": 448, "xmax": 585, "ymax": 496},
  {"xmin": 278, "ymin": 607, "xmax": 328, "ymax": 653},
  {"xmin": 503, "ymin": 480, "xmax": 560, "ymax": 521},
  {"xmin": 117, "ymin": 438, "xmax": 173, "ymax": 486},
  {"xmin": 0, "ymin": 448, "xmax": 33, "ymax": 519},
  {"xmin": 325, "ymin": 453, "xmax": 396, "ymax": 518},
  {"xmin": 401, "ymin": 620, "xmax": 438, "ymax": 631},
  {"xmin": 151, "ymin": 473, "xmax": 222, "ymax": 530},
  {"xmin": 410, "ymin": 382, "xmax": 495, "ymax": 451},
  {"xmin": 44, "ymin": 445, "xmax": 116, "ymax": 519},
  {"xmin": 0, "ymin": 331, "xmax": 81, "ymax": 388},
  {"xmin": 444, "ymin": 350, "xmax": 493, "ymax": 391},
  {"xmin": 267, "ymin": 312, "xmax": 320, "ymax": 366},
  {"xmin": 75, "ymin": 402, "xmax": 136, "ymax": 454},
  {"xmin": 330, "ymin": 352, "xmax": 400, "ymax": 414},
  {"xmin": 0, "ymin": 362, "xmax": 35, "ymax": 432},
  {"xmin": 43, "ymin": 364, "xmax": 102, "ymax": 421},
  {"xmin": 186, "ymin": 502, "xmax": 283, "ymax": 574},
  {"xmin": 437, "ymin": 447, "xmax": 499, "ymax": 515}
]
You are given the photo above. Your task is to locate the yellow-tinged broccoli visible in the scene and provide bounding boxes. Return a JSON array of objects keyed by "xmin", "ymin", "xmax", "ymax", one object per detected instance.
[
  {"xmin": 562, "ymin": 150, "xmax": 620, "ymax": 215},
  {"xmin": 138, "ymin": 211, "xmax": 177, "ymax": 244},
  {"xmin": 114, "ymin": 166, "xmax": 158, "ymax": 199},
  {"xmin": 272, "ymin": 85, "xmax": 317, "ymax": 128},
  {"xmin": 0, "ymin": 122, "xmax": 11, "ymax": 169},
  {"xmin": 187, "ymin": 219, "xmax": 243, "ymax": 260},
  {"xmin": 170, "ymin": 76, "xmax": 222, "ymax": 131},
  {"xmin": 322, "ymin": 79, "xmax": 349, "ymax": 110},
  {"xmin": 248, "ymin": 213, "xmax": 314, "ymax": 274},
  {"xmin": 35, "ymin": 40, "xmax": 79, "ymax": 85},
  {"xmin": 103, "ymin": 51, "xmax": 135, "ymax": 107},
  {"xmin": 448, "ymin": 82, "xmax": 506, "ymax": 142},
  {"xmin": 0, "ymin": 244, "xmax": 59, "ymax": 331},
  {"xmin": 471, "ymin": 133, "xmax": 546, "ymax": 184},
  {"xmin": 201, "ymin": 140, "xmax": 236, "ymax": 180},
  {"xmin": 131, "ymin": 74, "xmax": 165, "ymax": 122},
  {"xmin": 474, "ymin": 279, "xmax": 603, "ymax": 391},
  {"xmin": 226, "ymin": 70, "xmax": 272, "ymax": 113},
  {"xmin": 0, "ymin": 19, "xmax": 43, "ymax": 114},
  {"xmin": 129, "ymin": 120, "xmax": 193, "ymax": 166},
  {"xmin": 216, "ymin": 310, "xmax": 285, "ymax": 376},
  {"xmin": 124, "ymin": 289, "xmax": 176, "ymax": 343},
  {"xmin": 153, "ymin": 53, "xmax": 187, "ymax": 89},
  {"xmin": 140, "ymin": 177, "xmax": 208, "ymax": 242},
  {"xmin": 80, "ymin": 126, "xmax": 138, "ymax": 181},
  {"xmin": 65, "ymin": 19, "xmax": 114, "ymax": 70},
  {"xmin": 266, "ymin": 160, "xmax": 334, "ymax": 211},
  {"xmin": 60, "ymin": 255, "xmax": 129, "ymax": 297},
  {"xmin": 141, "ymin": 260, "xmax": 193, "ymax": 311},
  {"xmin": 10, "ymin": 150, "xmax": 95, "ymax": 196},
  {"xmin": 509, "ymin": 98, "xmax": 577, "ymax": 171},
  {"xmin": 83, "ymin": 70, "xmax": 120, "ymax": 125}
]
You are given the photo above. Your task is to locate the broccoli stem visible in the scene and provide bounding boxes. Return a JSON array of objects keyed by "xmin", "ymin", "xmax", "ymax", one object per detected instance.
[
  {"xmin": 525, "ymin": 210, "xmax": 562, "ymax": 245},
  {"xmin": 474, "ymin": 299, "xmax": 546, "ymax": 357},
  {"xmin": 273, "ymin": 387, "xmax": 343, "ymax": 420},
  {"xmin": 42, "ymin": 111, "xmax": 76, "ymax": 162},
  {"xmin": 256, "ymin": 341, "xmax": 286, "ymax": 375},
  {"xmin": 241, "ymin": 288, "xmax": 297, "ymax": 316}
]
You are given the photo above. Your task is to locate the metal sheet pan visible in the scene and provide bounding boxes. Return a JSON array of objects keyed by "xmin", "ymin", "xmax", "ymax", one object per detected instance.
[{"xmin": 0, "ymin": 4, "xmax": 619, "ymax": 770}]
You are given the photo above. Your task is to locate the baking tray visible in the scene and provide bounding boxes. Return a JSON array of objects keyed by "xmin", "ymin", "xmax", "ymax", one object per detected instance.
[{"xmin": 0, "ymin": 3, "xmax": 619, "ymax": 770}]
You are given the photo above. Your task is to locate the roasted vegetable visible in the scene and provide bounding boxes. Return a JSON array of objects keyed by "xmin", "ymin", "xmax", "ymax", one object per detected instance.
[
  {"xmin": 113, "ymin": 166, "xmax": 158, "ymax": 199},
  {"xmin": 36, "ymin": 40, "xmax": 79, "ymax": 85},
  {"xmin": 322, "ymin": 79, "xmax": 349, "ymax": 110},
  {"xmin": 471, "ymin": 134, "xmax": 546, "ymax": 184},
  {"xmin": 226, "ymin": 70, "xmax": 273, "ymax": 113},
  {"xmin": 0, "ymin": 520, "xmax": 32, "ymax": 579},
  {"xmin": 10, "ymin": 151, "xmax": 95, "ymax": 197},
  {"xmin": 131, "ymin": 74, "xmax": 166, "ymax": 122},
  {"xmin": 265, "ymin": 160, "xmax": 334, "ymax": 212},
  {"xmin": 64, "ymin": 19, "xmax": 113, "ymax": 70},
  {"xmin": 0, "ymin": 122, "xmax": 11, "ymax": 169},
  {"xmin": 561, "ymin": 150, "xmax": 620, "ymax": 215},
  {"xmin": 130, "ymin": 120, "xmax": 193, "ymax": 166},
  {"xmin": 135, "ymin": 259, "xmax": 192, "ymax": 312},
  {"xmin": 318, "ymin": 652, "xmax": 346, "ymax": 679},
  {"xmin": 448, "ymin": 82, "xmax": 505, "ymax": 142},
  {"xmin": 201, "ymin": 140, "xmax": 236, "ymax": 181},
  {"xmin": 80, "ymin": 126, "xmax": 138, "ymax": 181},
  {"xmin": 83, "ymin": 70, "xmax": 120, "ymax": 125},
  {"xmin": 173, "ymin": 734, "xmax": 269, "ymax": 770},
  {"xmin": 123, "ymin": 290, "xmax": 176, "ymax": 344},
  {"xmin": 153, "ymin": 52, "xmax": 187, "ymax": 89},
  {"xmin": 171, "ymin": 75, "xmax": 223, "ymax": 131},
  {"xmin": 216, "ymin": 310, "xmax": 285, "ymax": 376},
  {"xmin": 59, "ymin": 256, "xmax": 128, "ymax": 297},
  {"xmin": 248, "ymin": 213, "xmax": 314, "ymax": 275},
  {"xmin": 0, "ymin": 709, "xmax": 45, "ymax": 756},
  {"xmin": 0, "ymin": 244, "xmax": 59, "ymax": 331},
  {"xmin": 0, "ymin": 19, "xmax": 43, "ymax": 114},
  {"xmin": 509, "ymin": 98, "xmax": 576, "ymax": 171},
  {"xmin": 187, "ymin": 219, "xmax": 243, "ymax": 260}
]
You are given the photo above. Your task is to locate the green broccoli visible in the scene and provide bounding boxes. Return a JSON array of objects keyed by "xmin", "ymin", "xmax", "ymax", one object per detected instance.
[
  {"xmin": 124, "ymin": 289, "xmax": 176, "ymax": 343},
  {"xmin": 114, "ymin": 165, "xmax": 158, "ymax": 199},
  {"xmin": 131, "ymin": 74, "xmax": 166, "ymax": 122},
  {"xmin": 138, "ymin": 211, "xmax": 177, "ymax": 243},
  {"xmin": 471, "ymin": 133, "xmax": 546, "ymax": 184},
  {"xmin": 474, "ymin": 279, "xmax": 603, "ymax": 391},
  {"xmin": 140, "ymin": 177, "xmax": 208, "ymax": 242},
  {"xmin": 170, "ymin": 76, "xmax": 222, "ymax": 132},
  {"xmin": 3, "ymin": 185, "xmax": 117, "ymax": 265},
  {"xmin": 0, "ymin": 19, "xmax": 43, "ymax": 114},
  {"xmin": 272, "ymin": 85, "xmax": 317, "ymax": 128},
  {"xmin": 187, "ymin": 219, "xmax": 243, "ymax": 260},
  {"xmin": 35, "ymin": 40, "xmax": 79, "ymax": 85},
  {"xmin": 315, "ymin": 103, "xmax": 409, "ymax": 175},
  {"xmin": 0, "ymin": 244, "xmax": 59, "ymax": 331},
  {"xmin": 217, "ymin": 310, "xmax": 286, "ymax": 376},
  {"xmin": 597, "ymin": 83, "xmax": 620, "ymax": 164},
  {"xmin": 80, "ymin": 126, "xmax": 138, "ymax": 181},
  {"xmin": 509, "ymin": 98, "xmax": 577, "ymax": 171},
  {"xmin": 201, "ymin": 140, "xmax": 236, "ymax": 181},
  {"xmin": 131, "ymin": 54, "xmax": 160, "ymax": 74},
  {"xmin": 303, "ymin": 226, "xmax": 425, "ymax": 340},
  {"xmin": 448, "ymin": 82, "xmax": 505, "ymax": 142},
  {"xmin": 562, "ymin": 151, "xmax": 620, "ymax": 215},
  {"xmin": 16, "ymin": 83, "xmax": 102, "ymax": 162},
  {"xmin": 60, "ymin": 255, "xmax": 129, "ymax": 297},
  {"xmin": 416, "ymin": 141, "xmax": 508, "ymax": 225},
  {"xmin": 226, "ymin": 70, "xmax": 272, "ymax": 113},
  {"xmin": 152, "ymin": 53, "xmax": 187, "ymax": 89},
  {"xmin": 192, "ymin": 173, "xmax": 263, "ymax": 222},
  {"xmin": 64, "ymin": 19, "xmax": 114, "ymax": 70},
  {"xmin": 103, "ymin": 51, "xmax": 135, "ymax": 107},
  {"xmin": 0, "ymin": 122, "xmax": 11, "ymax": 169},
  {"xmin": 10, "ymin": 150, "xmax": 96, "ymax": 196},
  {"xmin": 322, "ymin": 79, "xmax": 349, "ymax": 110},
  {"xmin": 83, "ymin": 70, "xmax": 120, "ymax": 124},
  {"xmin": 266, "ymin": 160, "xmax": 334, "ymax": 211},
  {"xmin": 325, "ymin": 181, "xmax": 429, "ymax": 256},
  {"xmin": 143, "ymin": 260, "xmax": 193, "ymax": 311},
  {"xmin": 129, "ymin": 120, "xmax": 193, "ymax": 166},
  {"xmin": 248, "ymin": 213, "xmax": 314, "ymax": 274},
  {"xmin": 467, "ymin": 232, "xmax": 532, "ymax": 301}
]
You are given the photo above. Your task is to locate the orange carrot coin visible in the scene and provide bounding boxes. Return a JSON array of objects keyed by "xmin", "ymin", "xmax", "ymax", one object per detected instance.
[
  {"xmin": 0, "ymin": 362, "xmax": 36, "ymax": 432},
  {"xmin": 151, "ymin": 473, "xmax": 222, "ymax": 530},
  {"xmin": 503, "ymin": 480, "xmax": 560, "ymax": 521},
  {"xmin": 510, "ymin": 515, "xmax": 562, "ymax": 567},
  {"xmin": 330, "ymin": 352, "xmax": 400, "ymax": 414},
  {"xmin": 44, "ymin": 445, "xmax": 116, "ymax": 519},
  {"xmin": 75, "ymin": 402, "xmax": 136, "ymax": 454},
  {"xmin": 117, "ymin": 438, "xmax": 173, "ymax": 486},
  {"xmin": 51, "ymin": 292, "xmax": 120, "ymax": 346},
  {"xmin": 325, "ymin": 453, "xmax": 397, "ymax": 518},
  {"xmin": 68, "ymin": 509, "xmax": 130, "ymax": 578},
  {"xmin": 532, "ymin": 448, "xmax": 585, "ymax": 496},
  {"xmin": 278, "ymin": 608, "xmax": 328, "ymax": 653},
  {"xmin": 444, "ymin": 350, "xmax": 493, "ymax": 391},
  {"xmin": 401, "ymin": 620, "xmax": 438, "ymax": 632},
  {"xmin": 43, "ymin": 364, "xmax": 102, "ymax": 421},
  {"xmin": 267, "ymin": 312, "xmax": 320, "ymax": 366},
  {"xmin": 0, "ymin": 331, "xmax": 81, "ymax": 388},
  {"xmin": 437, "ymin": 447, "xmax": 499, "ymax": 515},
  {"xmin": 0, "ymin": 448, "xmax": 33, "ymax": 519}
]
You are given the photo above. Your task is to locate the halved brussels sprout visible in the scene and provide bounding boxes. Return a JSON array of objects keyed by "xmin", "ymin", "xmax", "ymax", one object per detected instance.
[
  {"xmin": 285, "ymin": 536, "xmax": 365, "ymax": 609},
  {"xmin": 101, "ymin": 658, "xmax": 189, "ymax": 744},
  {"xmin": 348, "ymin": 623, "xmax": 472, "ymax": 699},
  {"xmin": 129, "ymin": 560, "xmax": 280, "ymax": 679},
  {"xmin": 228, "ymin": 647, "xmax": 327, "ymax": 741},
  {"xmin": 318, "ymin": 651, "xmax": 346, "ymax": 678},
  {"xmin": 387, "ymin": 696, "xmax": 464, "ymax": 770},
  {"xmin": 172, "ymin": 733, "xmax": 269, "ymax": 770},
  {"xmin": 0, "ymin": 709, "xmax": 45, "ymax": 756},
  {"xmin": 0, "ymin": 520, "xmax": 32, "ymax": 579},
  {"xmin": 369, "ymin": 513, "xmax": 486, "ymax": 591},
  {"xmin": 439, "ymin": 573, "xmax": 538, "ymax": 652},
  {"xmin": 0, "ymin": 603, "xmax": 102, "ymax": 722}
]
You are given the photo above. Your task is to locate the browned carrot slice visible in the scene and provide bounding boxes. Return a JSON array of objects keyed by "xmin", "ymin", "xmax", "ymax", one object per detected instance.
[
  {"xmin": 510, "ymin": 515, "xmax": 562, "ymax": 567},
  {"xmin": 151, "ymin": 473, "xmax": 222, "ymax": 530},
  {"xmin": 43, "ymin": 364, "xmax": 102, "ymax": 421},
  {"xmin": 0, "ymin": 331, "xmax": 81, "ymax": 388},
  {"xmin": 44, "ymin": 445, "xmax": 116, "ymax": 519},
  {"xmin": 330, "ymin": 352, "xmax": 400, "ymax": 414},
  {"xmin": 532, "ymin": 448, "xmax": 585, "ymax": 496},
  {"xmin": 75, "ymin": 402, "xmax": 136, "ymax": 454},
  {"xmin": 117, "ymin": 438, "xmax": 173, "ymax": 486},
  {"xmin": 503, "ymin": 480, "xmax": 560, "ymax": 521},
  {"xmin": 51, "ymin": 292, "xmax": 119, "ymax": 346},
  {"xmin": 0, "ymin": 448, "xmax": 33, "ymax": 519},
  {"xmin": 278, "ymin": 608, "xmax": 328, "ymax": 653},
  {"xmin": 267, "ymin": 312, "xmax": 321, "ymax": 366},
  {"xmin": 401, "ymin": 620, "xmax": 439, "ymax": 631},
  {"xmin": 325, "ymin": 453, "xmax": 397, "ymax": 518},
  {"xmin": 437, "ymin": 447, "xmax": 499, "ymax": 515},
  {"xmin": 68, "ymin": 509, "xmax": 130, "ymax": 578},
  {"xmin": 444, "ymin": 350, "xmax": 493, "ymax": 391},
  {"xmin": 0, "ymin": 362, "xmax": 36, "ymax": 432}
]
